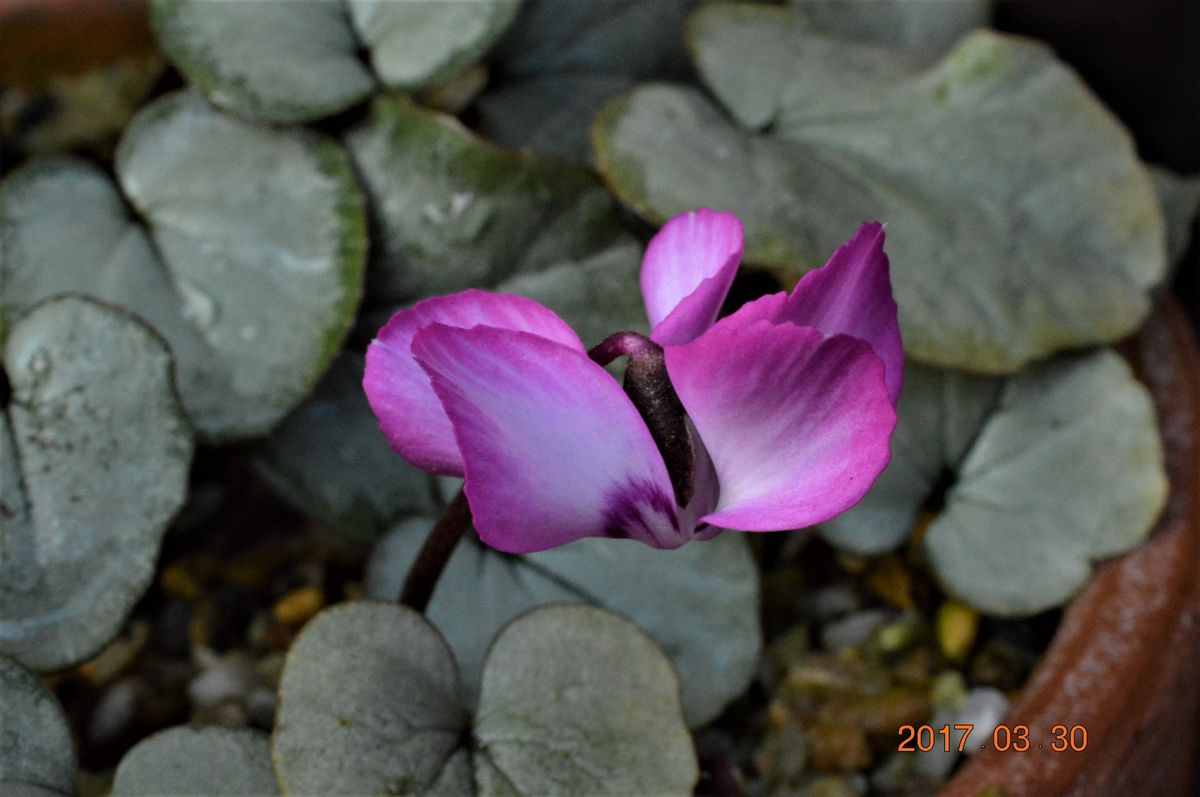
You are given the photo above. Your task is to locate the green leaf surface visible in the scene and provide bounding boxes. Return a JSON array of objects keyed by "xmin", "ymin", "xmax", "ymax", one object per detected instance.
[
  {"xmin": 111, "ymin": 726, "xmax": 278, "ymax": 797},
  {"xmin": 594, "ymin": 4, "xmax": 1166, "ymax": 372},
  {"xmin": 347, "ymin": 0, "xmax": 520, "ymax": 91},
  {"xmin": 1, "ymin": 94, "xmax": 367, "ymax": 441},
  {"xmin": 344, "ymin": 96, "xmax": 639, "ymax": 333},
  {"xmin": 0, "ymin": 657, "xmax": 76, "ymax": 797},
  {"xmin": 787, "ymin": 0, "xmax": 990, "ymax": 57},
  {"xmin": 492, "ymin": 237, "xmax": 646, "ymax": 346},
  {"xmin": 819, "ymin": 365, "xmax": 1003, "ymax": 555},
  {"xmin": 925, "ymin": 350, "xmax": 1167, "ymax": 615},
  {"xmin": 273, "ymin": 602, "xmax": 468, "ymax": 796},
  {"xmin": 116, "ymin": 90, "xmax": 365, "ymax": 439},
  {"xmin": 273, "ymin": 602, "xmax": 696, "ymax": 795},
  {"xmin": 152, "ymin": 0, "xmax": 520, "ymax": 124},
  {"xmin": 1151, "ymin": 165, "xmax": 1200, "ymax": 265},
  {"xmin": 1, "ymin": 297, "xmax": 193, "ymax": 671},
  {"xmin": 151, "ymin": 0, "xmax": 374, "ymax": 124},
  {"xmin": 473, "ymin": 605, "xmax": 697, "ymax": 795},
  {"xmin": 823, "ymin": 351, "xmax": 1166, "ymax": 615},
  {"xmin": 477, "ymin": 0, "xmax": 693, "ymax": 162},
  {"xmin": 255, "ymin": 352, "xmax": 438, "ymax": 546},
  {"xmin": 367, "ymin": 521, "xmax": 760, "ymax": 726}
]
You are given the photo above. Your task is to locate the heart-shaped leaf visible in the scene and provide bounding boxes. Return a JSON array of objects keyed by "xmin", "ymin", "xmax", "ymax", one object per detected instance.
[
  {"xmin": 1, "ymin": 297, "xmax": 193, "ymax": 671},
  {"xmin": 111, "ymin": 726, "xmax": 277, "ymax": 797},
  {"xmin": 367, "ymin": 520, "xmax": 759, "ymax": 727},
  {"xmin": 593, "ymin": 4, "xmax": 1166, "ymax": 373},
  {"xmin": 150, "ymin": 0, "xmax": 375, "ymax": 124},
  {"xmin": 152, "ymin": 0, "xmax": 519, "ymax": 124},
  {"xmin": 476, "ymin": 0, "xmax": 693, "ymax": 162},
  {"xmin": 347, "ymin": 0, "xmax": 520, "ymax": 91},
  {"xmin": 255, "ymin": 352, "xmax": 438, "ymax": 546},
  {"xmin": 822, "ymin": 350, "xmax": 1166, "ymax": 616},
  {"xmin": 344, "ymin": 96, "xmax": 642, "ymax": 339},
  {"xmin": 0, "ymin": 657, "xmax": 76, "ymax": 796},
  {"xmin": 1, "ymin": 91, "xmax": 367, "ymax": 441},
  {"xmin": 273, "ymin": 601, "xmax": 697, "ymax": 795},
  {"xmin": 1, "ymin": 300, "xmax": 190, "ymax": 646},
  {"xmin": 925, "ymin": 350, "xmax": 1167, "ymax": 615}
]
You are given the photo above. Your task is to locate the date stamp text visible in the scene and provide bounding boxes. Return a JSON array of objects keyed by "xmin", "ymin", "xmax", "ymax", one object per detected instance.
[{"xmin": 897, "ymin": 724, "xmax": 1088, "ymax": 752}]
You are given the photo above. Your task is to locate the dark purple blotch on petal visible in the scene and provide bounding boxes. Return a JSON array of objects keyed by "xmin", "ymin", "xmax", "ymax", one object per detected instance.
[{"xmin": 601, "ymin": 477, "xmax": 681, "ymax": 547}]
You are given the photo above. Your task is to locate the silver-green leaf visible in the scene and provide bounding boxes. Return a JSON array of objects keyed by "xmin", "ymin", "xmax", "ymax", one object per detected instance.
[
  {"xmin": 594, "ymin": 4, "xmax": 1166, "ymax": 373},
  {"xmin": 347, "ymin": 0, "xmax": 521, "ymax": 91},
  {"xmin": 787, "ymin": 0, "xmax": 990, "ymax": 58},
  {"xmin": 1, "ymin": 298, "xmax": 192, "ymax": 669},
  {"xmin": 925, "ymin": 350, "xmax": 1167, "ymax": 615},
  {"xmin": 2, "ymin": 94, "xmax": 367, "ymax": 442},
  {"xmin": 344, "ymin": 97, "xmax": 635, "ymax": 320},
  {"xmin": 255, "ymin": 352, "xmax": 439, "ymax": 546},
  {"xmin": 115, "ymin": 90, "xmax": 366, "ymax": 439},
  {"xmin": 272, "ymin": 602, "xmax": 697, "ymax": 795},
  {"xmin": 112, "ymin": 726, "xmax": 278, "ymax": 797},
  {"xmin": 367, "ymin": 521, "xmax": 760, "ymax": 727},
  {"xmin": 1151, "ymin": 165, "xmax": 1200, "ymax": 265},
  {"xmin": 152, "ymin": 0, "xmax": 520, "ymax": 124},
  {"xmin": 343, "ymin": 94, "xmax": 647, "ymax": 349},
  {"xmin": 477, "ymin": 0, "xmax": 693, "ymax": 162},
  {"xmin": 473, "ymin": 605, "xmax": 697, "ymax": 795},
  {"xmin": 819, "ymin": 364, "xmax": 1003, "ymax": 555},
  {"xmin": 273, "ymin": 601, "xmax": 469, "ymax": 796},
  {"xmin": 824, "ymin": 351, "xmax": 1165, "ymax": 616},
  {"xmin": 151, "ymin": 0, "xmax": 375, "ymax": 124},
  {"xmin": 0, "ymin": 657, "xmax": 76, "ymax": 797}
]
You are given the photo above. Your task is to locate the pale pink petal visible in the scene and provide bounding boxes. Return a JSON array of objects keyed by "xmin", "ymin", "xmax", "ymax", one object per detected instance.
[
  {"xmin": 784, "ymin": 222, "xmax": 903, "ymax": 404},
  {"xmin": 364, "ymin": 290, "xmax": 583, "ymax": 475},
  {"xmin": 665, "ymin": 319, "xmax": 896, "ymax": 531},
  {"xmin": 412, "ymin": 324, "xmax": 684, "ymax": 552},
  {"xmin": 642, "ymin": 209, "xmax": 744, "ymax": 345}
]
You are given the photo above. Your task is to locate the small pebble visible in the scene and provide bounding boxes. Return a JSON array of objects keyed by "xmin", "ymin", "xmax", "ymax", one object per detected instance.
[
  {"xmin": 188, "ymin": 654, "xmax": 256, "ymax": 709},
  {"xmin": 272, "ymin": 585, "xmax": 325, "ymax": 626},
  {"xmin": 81, "ymin": 621, "xmax": 149, "ymax": 686},
  {"xmin": 937, "ymin": 600, "xmax": 980, "ymax": 663},
  {"xmin": 804, "ymin": 584, "xmax": 862, "ymax": 625},
  {"xmin": 245, "ymin": 686, "xmax": 278, "ymax": 728},
  {"xmin": 821, "ymin": 609, "xmax": 890, "ymax": 652},
  {"xmin": 160, "ymin": 562, "xmax": 204, "ymax": 601},
  {"xmin": 86, "ymin": 678, "xmax": 140, "ymax": 746}
]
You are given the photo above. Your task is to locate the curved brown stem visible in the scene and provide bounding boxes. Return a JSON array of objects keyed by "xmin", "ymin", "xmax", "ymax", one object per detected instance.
[{"xmin": 398, "ymin": 488, "xmax": 471, "ymax": 613}]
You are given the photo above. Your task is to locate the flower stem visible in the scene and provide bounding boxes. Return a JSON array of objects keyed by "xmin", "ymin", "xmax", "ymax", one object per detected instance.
[
  {"xmin": 588, "ymin": 330, "xmax": 659, "ymax": 366},
  {"xmin": 399, "ymin": 488, "xmax": 471, "ymax": 613}
]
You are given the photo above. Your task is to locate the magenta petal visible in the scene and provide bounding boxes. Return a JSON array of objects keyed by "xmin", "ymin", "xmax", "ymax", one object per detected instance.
[
  {"xmin": 665, "ymin": 319, "xmax": 897, "ymax": 531},
  {"xmin": 784, "ymin": 222, "xmax": 903, "ymax": 404},
  {"xmin": 642, "ymin": 209, "xmax": 744, "ymax": 345},
  {"xmin": 411, "ymin": 324, "xmax": 683, "ymax": 553},
  {"xmin": 364, "ymin": 290, "xmax": 584, "ymax": 476}
]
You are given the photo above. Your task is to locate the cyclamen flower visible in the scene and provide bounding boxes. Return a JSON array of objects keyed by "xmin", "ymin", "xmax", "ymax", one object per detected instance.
[{"xmin": 365, "ymin": 210, "xmax": 901, "ymax": 553}]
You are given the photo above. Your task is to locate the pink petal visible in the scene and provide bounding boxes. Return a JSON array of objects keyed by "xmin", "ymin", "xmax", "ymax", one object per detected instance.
[
  {"xmin": 364, "ymin": 290, "xmax": 584, "ymax": 476},
  {"xmin": 642, "ymin": 209, "xmax": 744, "ymax": 346},
  {"xmin": 665, "ymin": 319, "xmax": 896, "ymax": 531},
  {"xmin": 411, "ymin": 324, "xmax": 684, "ymax": 552},
  {"xmin": 784, "ymin": 222, "xmax": 903, "ymax": 404}
]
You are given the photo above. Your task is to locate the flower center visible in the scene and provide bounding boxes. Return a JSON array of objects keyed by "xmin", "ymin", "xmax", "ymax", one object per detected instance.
[{"xmin": 589, "ymin": 332, "xmax": 694, "ymax": 507}]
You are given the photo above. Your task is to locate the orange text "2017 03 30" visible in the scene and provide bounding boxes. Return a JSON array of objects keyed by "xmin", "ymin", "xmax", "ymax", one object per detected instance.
[{"xmin": 897, "ymin": 724, "xmax": 1088, "ymax": 752}]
